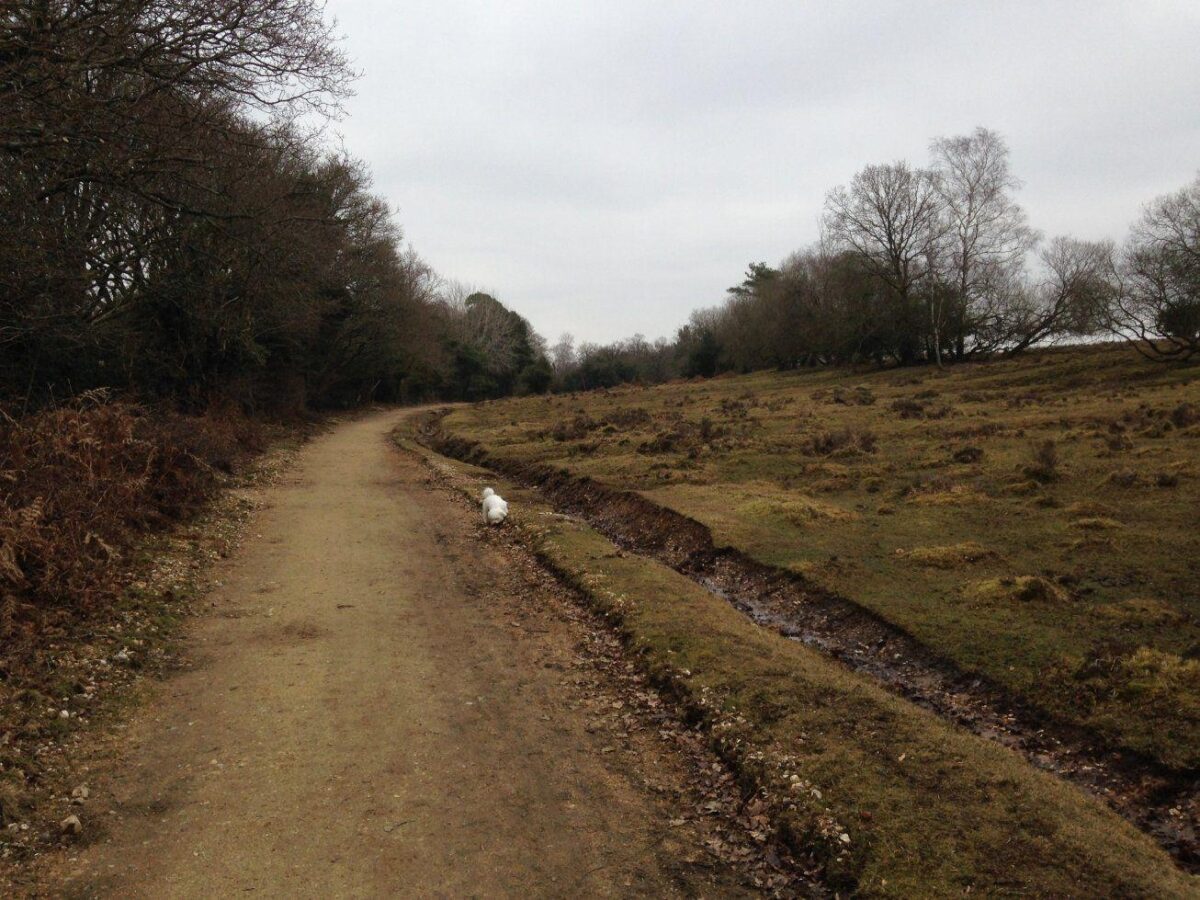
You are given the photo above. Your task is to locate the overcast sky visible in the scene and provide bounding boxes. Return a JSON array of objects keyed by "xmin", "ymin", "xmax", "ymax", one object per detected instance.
[{"xmin": 325, "ymin": 0, "xmax": 1200, "ymax": 344}]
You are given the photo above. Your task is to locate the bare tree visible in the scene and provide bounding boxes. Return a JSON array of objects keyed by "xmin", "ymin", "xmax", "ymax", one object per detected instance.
[
  {"xmin": 1106, "ymin": 174, "xmax": 1200, "ymax": 361},
  {"xmin": 1005, "ymin": 237, "xmax": 1115, "ymax": 354},
  {"xmin": 550, "ymin": 333, "xmax": 577, "ymax": 376},
  {"xmin": 824, "ymin": 161, "xmax": 948, "ymax": 362},
  {"xmin": 930, "ymin": 128, "xmax": 1040, "ymax": 358},
  {"xmin": 439, "ymin": 285, "xmax": 519, "ymax": 369},
  {"xmin": 0, "ymin": 0, "xmax": 362, "ymax": 406}
]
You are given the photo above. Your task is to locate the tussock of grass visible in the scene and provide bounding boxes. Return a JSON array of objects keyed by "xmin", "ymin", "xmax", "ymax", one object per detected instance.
[
  {"xmin": 1105, "ymin": 468, "xmax": 1143, "ymax": 487},
  {"xmin": 738, "ymin": 497, "xmax": 859, "ymax": 526},
  {"xmin": 1067, "ymin": 535, "xmax": 1118, "ymax": 553},
  {"xmin": 1066, "ymin": 645, "xmax": 1200, "ymax": 768},
  {"xmin": 895, "ymin": 542, "xmax": 997, "ymax": 568},
  {"xmin": 1003, "ymin": 478, "xmax": 1044, "ymax": 496},
  {"xmin": 966, "ymin": 576, "xmax": 1071, "ymax": 604},
  {"xmin": 1121, "ymin": 648, "xmax": 1200, "ymax": 698},
  {"xmin": 1072, "ymin": 516, "xmax": 1125, "ymax": 530},
  {"xmin": 905, "ymin": 483, "xmax": 984, "ymax": 506},
  {"xmin": 1098, "ymin": 598, "xmax": 1187, "ymax": 628}
]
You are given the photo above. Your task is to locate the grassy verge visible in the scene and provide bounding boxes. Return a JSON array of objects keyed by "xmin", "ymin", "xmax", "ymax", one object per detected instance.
[
  {"xmin": 439, "ymin": 344, "xmax": 1200, "ymax": 772},
  {"xmin": 398, "ymin": 423, "xmax": 1195, "ymax": 898}
]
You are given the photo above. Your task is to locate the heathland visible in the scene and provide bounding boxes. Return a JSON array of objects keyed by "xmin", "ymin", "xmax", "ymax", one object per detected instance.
[{"xmin": 443, "ymin": 344, "xmax": 1200, "ymax": 773}]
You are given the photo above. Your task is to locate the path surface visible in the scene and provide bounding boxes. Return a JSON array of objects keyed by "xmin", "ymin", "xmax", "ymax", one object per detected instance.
[{"xmin": 49, "ymin": 410, "xmax": 747, "ymax": 898}]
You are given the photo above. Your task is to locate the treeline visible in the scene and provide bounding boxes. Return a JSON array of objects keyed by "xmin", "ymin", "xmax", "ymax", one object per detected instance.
[
  {"xmin": 550, "ymin": 129, "xmax": 1198, "ymax": 390},
  {"xmin": 0, "ymin": 0, "xmax": 549, "ymax": 413}
]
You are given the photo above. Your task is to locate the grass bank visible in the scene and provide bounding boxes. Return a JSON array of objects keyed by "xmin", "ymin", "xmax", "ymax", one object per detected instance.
[
  {"xmin": 398, "ymin": 420, "xmax": 1196, "ymax": 897},
  {"xmin": 439, "ymin": 344, "xmax": 1200, "ymax": 774}
]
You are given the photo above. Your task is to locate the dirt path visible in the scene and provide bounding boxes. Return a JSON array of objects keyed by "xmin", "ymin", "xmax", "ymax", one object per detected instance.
[{"xmin": 44, "ymin": 410, "xmax": 764, "ymax": 898}]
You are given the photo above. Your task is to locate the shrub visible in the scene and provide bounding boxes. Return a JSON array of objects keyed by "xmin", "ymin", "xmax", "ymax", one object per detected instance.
[
  {"xmin": 551, "ymin": 414, "xmax": 596, "ymax": 441},
  {"xmin": 891, "ymin": 398, "xmax": 925, "ymax": 419},
  {"xmin": 1024, "ymin": 439, "xmax": 1059, "ymax": 482},
  {"xmin": 602, "ymin": 406, "xmax": 652, "ymax": 430},
  {"xmin": 1104, "ymin": 433, "xmax": 1133, "ymax": 453},
  {"xmin": 638, "ymin": 425, "xmax": 694, "ymax": 455},
  {"xmin": 1105, "ymin": 468, "xmax": 1141, "ymax": 488},
  {"xmin": 1171, "ymin": 401, "xmax": 1199, "ymax": 428},
  {"xmin": 699, "ymin": 417, "xmax": 727, "ymax": 442},
  {"xmin": 0, "ymin": 397, "xmax": 261, "ymax": 641},
  {"xmin": 831, "ymin": 385, "xmax": 875, "ymax": 406},
  {"xmin": 953, "ymin": 446, "xmax": 984, "ymax": 464},
  {"xmin": 801, "ymin": 428, "xmax": 876, "ymax": 457},
  {"xmin": 718, "ymin": 398, "xmax": 750, "ymax": 418}
]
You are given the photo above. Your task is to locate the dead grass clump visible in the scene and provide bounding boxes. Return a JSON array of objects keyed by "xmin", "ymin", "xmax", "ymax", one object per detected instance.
[
  {"xmin": 1023, "ymin": 439, "xmax": 1060, "ymax": 483},
  {"xmin": 1105, "ymin": 468, "xmax": 1142, "ymax": 488},
  {"xmin": 551, "ymin": 414, "xmax": 597, "ymax": 441},
  {"xmin": 801, "ymin": 428, "xmax": 876, "ymax": 457},
  {"xmin": 1170, "ymin": 401, "xmax": 1199, "ymax": 428},
  {"xmin": 638, "ymin": 424, "xmax": 694, "ymax": 455},
  {"xmin": 1067, "ymin": 535, "xmax": 1117, "ymax": 554},
  {"xmin": 901, "ymin": 474, "xmax": 982, "ymax": 505},
  {"xmin": 952, "ymin": 446, "xmax": 984, "ymax": 464},
  {"xmin": 1097, "ymin": 598, "xmax": 1187, "ymax": 628},
  {"xmin": 967, "ymin": 576, "xmax": 1071, "ymax": 604},
  {"xmin": 0, "ymin": 397, "xmax": 260, "ymax": 642},
  {"xmin": 601, "ymin": 406, "xmax": 652, "ymax": 430},
  {"xmin": 896, "ymin": 542, "xmax": 997, "ymax": 568},
  {"xmin": 1071, "ymin": 516, "xmax": 1124, "ymax": 531},
  {"xmin": 1064, "ymin": 501, "xmax": 1116, "ymax": 517},
  {"xmin": 738, "ymin": 497, "xmax": 859, "ymax": 527},
  {"xmin": 829, "ymin": 385, "xmax": 875, "ymax": 406},
  {"xmin": 1004, "ymin": 479, "xmax": 1043, "ymax": 496}
]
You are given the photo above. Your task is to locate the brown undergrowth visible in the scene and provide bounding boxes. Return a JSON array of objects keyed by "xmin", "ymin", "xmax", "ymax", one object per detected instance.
[{"xmin": 0, "ymin": 394, "xmax": 266, "ymax": 651}]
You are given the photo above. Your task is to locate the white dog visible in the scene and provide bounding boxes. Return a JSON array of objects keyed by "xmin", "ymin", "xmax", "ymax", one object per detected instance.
[{"xmin": 481, "ymin": 487, "xmax": 508, "ymax": 525}]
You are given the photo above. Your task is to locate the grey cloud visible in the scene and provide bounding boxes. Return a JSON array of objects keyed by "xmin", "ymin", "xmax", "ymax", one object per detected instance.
[{"xmin": 328, "ymin": 0, "xmax": 1200, "ymax": 343}]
